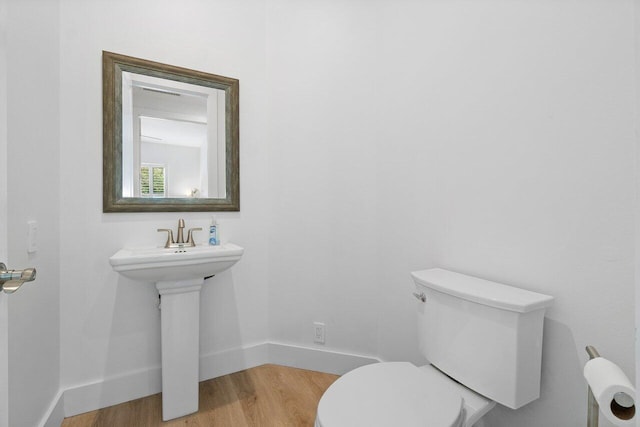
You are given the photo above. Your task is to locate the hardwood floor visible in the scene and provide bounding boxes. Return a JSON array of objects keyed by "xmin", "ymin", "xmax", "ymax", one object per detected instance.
[{"xmin": 61, "ymin": 364, "xmax": 339, "ymax": 427}]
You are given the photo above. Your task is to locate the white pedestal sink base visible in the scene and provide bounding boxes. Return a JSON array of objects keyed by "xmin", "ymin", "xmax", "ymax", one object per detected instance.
[
  {"xmin": 109, "ymin": 243, "xmax": 244, "ymax": 421},
  {"xmin": 156, "ymin": 278, "xmax": 203, "ymax": 421}
]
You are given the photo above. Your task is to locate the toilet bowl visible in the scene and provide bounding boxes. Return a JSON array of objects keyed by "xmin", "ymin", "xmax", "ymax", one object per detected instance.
[
  {"xmin": 315, "ymin": 362, "xmax": 495, "ymax": 427},
  {"xmin": 315, "ymin": 268, "xmax": 554, "ymax": 427}
]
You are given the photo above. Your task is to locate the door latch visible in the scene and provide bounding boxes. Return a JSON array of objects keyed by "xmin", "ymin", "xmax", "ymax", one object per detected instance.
[{"xmin": 0, "ymin": 262, "xmax": 36, "ymax": 294}]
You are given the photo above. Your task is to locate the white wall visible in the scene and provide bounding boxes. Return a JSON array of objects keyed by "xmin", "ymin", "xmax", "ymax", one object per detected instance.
[
  {"xmin": 266, "ymin": 0, "xmax": 381, "ymax": 358},
  {"xmin": 0, "ymin": 0, "xmax": 8, "ymax": 425},
  {"xmin": 58, "ymin": 0, "xmax": 269, "ymax": 402},
  {"xmin": 636, "ymin": 2, "xmax": 640, "ymax": 426},
  {"xmin": 0, "ymin": 1, "xmax": 627, "ymax": 426},
  {"xmin": 377, "ymin": 3, "xmax": 635, "ymax": 426},
  {"xmin": 268, "ymin": 1, "xmax": 635, "ymax": 427},
  {"xmin": 5, "ymin": 0, "xmax": 61, "ymax": 426}
]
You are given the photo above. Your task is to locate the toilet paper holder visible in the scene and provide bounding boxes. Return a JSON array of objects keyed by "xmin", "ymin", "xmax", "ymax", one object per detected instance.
[
  {"xmin": 585, "ymin": 345, "xmax": 636, "ymax": 427},
  {"xmin": 586, "ymin": 345, "xmax": 600, "ymax": 427}
]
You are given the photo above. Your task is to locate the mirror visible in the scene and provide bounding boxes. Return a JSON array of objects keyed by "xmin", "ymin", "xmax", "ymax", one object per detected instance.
[{"xmin": 103, "ymin": 51, "xmax": 239, "ymax": 212}]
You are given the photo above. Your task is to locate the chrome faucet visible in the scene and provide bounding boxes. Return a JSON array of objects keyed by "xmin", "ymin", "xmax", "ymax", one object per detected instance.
[
  {"xmin": 158, "ymin": 219, "xmax": 202, "ymax": 248},
  {"xmin": 176, "ymin": 219, "xmax": 185, "ymax": 244}
]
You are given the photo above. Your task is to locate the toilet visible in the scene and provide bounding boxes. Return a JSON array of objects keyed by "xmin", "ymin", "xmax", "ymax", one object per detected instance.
[{"xmin": 315, "ymin": 268, "xmax": 554, "ymax": 427}]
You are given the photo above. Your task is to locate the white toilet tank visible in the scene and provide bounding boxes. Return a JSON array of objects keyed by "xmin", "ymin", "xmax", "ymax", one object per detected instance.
[{"xmin": 411, "ymin": 268, "xmax": 554, "ymax": 409}]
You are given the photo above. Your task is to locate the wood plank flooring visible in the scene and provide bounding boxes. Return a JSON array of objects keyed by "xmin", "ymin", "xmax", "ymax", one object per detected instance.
[{"xmin": 61, "ymin": 364, "xmax": 339, "ymax": 427}]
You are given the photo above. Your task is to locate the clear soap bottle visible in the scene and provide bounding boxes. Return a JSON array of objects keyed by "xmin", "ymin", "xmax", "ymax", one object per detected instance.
[{"xmin": 209, "ymin": 217, "xmax": 219, "ymax": 246}]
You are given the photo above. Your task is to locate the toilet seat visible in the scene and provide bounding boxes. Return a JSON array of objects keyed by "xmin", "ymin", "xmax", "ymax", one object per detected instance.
[{"xmin": 315, "ymin": 362, "xmax": 465, "ymax": 427}]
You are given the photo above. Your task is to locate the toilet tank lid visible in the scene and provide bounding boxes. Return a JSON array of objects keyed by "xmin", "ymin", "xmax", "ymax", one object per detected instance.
[{"xmin": 411, "ymin": 268, "xmax": 554, "ymax": 313}]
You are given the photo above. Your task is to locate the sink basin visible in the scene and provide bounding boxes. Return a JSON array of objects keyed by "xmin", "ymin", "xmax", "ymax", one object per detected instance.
[
  {"xmin": 109, "ymin": 242, "xmax": 244, "ymax": 420},
  {"xmin": 109, "ymin": 243, "xmax": 244, "ymax": 282}
]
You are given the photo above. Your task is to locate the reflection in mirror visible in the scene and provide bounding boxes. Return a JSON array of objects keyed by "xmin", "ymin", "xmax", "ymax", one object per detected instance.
[
  {"xmin": 122, "ymin": 72, "xmax": 226, "ymax": 199},
  {"xmin": 103, "ymin": 51, "xmax": 239, "ymax": 212}
]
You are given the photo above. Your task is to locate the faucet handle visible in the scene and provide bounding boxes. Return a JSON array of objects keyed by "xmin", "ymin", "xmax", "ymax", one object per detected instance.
[
  {"xmin": 186, "ymin": 228, "xmax": 203, "ymax": 247},
  {"xmin": 157, "ymin": 229, "xmax": 175, "ymax": 248}
]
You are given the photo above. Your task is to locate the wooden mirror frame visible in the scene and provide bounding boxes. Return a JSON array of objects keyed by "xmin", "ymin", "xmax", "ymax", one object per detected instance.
[{"xmin": 103, "ymin": 51, "xmax": 239, "ymax": 212}]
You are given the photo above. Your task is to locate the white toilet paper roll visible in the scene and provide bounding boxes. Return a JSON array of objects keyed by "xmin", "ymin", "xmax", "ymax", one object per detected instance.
[{"xmin": 584, "ymin": 357, "xmax": 636, "ymax": 426}]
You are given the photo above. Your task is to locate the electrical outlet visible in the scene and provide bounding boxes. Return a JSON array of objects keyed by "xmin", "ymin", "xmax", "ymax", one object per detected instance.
[{"xmin": 313, "ymin": 322, "xmax": 325, "ymax": 344}]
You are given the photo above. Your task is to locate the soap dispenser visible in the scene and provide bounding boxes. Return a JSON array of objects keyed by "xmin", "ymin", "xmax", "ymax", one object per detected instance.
[{"xmin": 209, "ymin": 217, "xmax": 219, "ymax": 246}]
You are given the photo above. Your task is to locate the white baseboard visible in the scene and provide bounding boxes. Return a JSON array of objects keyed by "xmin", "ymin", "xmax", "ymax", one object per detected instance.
[
  {"xmin": 39, "ymin": 390, "xmax": 65, "ymax": 427},
  {"xmin": 55, "ymin": 342, "xmax": 379, "ymax": 422},
  {"xmin": 267, "ymin": 342, "xmax": 380, "ymax": 375},
  {"xmin": 63, "ymin": 365, "xmax": 163, "ymax": 418},
  {"xmin": 199, "ymin": 341, "xmax": 270, "ymax": 380}
]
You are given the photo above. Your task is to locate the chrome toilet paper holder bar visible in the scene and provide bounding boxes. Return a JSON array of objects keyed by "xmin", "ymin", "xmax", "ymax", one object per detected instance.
[
  {"xmin": 586, "ymin": 345, "xmax": 600, "ymax": 427},
  {"xmin": 585, "ymin": 345, "xmax": 636, "ymax": 427}
]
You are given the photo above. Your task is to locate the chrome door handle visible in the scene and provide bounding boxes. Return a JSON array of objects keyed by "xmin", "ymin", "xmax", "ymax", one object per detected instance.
[
  {"xmin": 0, "ymin": 262, "xmax": 36, "ymax": 294},
  {"xmin": 413, "ymin": 292, "xmax": 426, "ymax": 303}
]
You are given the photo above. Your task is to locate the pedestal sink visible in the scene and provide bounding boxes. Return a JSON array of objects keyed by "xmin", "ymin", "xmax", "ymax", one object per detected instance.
[{"xmin": 109, "ymin": 243, "xmax": 244, "ymax": 420}]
